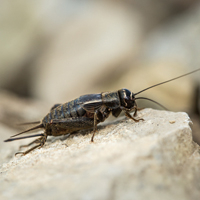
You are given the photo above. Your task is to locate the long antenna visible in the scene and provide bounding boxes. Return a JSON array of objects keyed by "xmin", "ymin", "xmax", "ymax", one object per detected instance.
[{"xmin": 135, "ymin": 68, "xmax": 200, "ymax": 96}]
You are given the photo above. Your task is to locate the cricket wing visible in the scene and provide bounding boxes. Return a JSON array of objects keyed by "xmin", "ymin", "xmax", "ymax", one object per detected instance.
[{"xmin": 78, "ymin": 93, "xmax": 103, "ymax": 113}]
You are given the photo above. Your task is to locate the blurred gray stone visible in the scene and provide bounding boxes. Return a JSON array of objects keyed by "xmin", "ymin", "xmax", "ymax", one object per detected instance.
[
  {"xmin": 116, "ymin": 2, "xmax": 200, "ymax": 112},
  {"xmin": 29, "ymin": 1, "xmax": 200, "ymax": 112},
  {"xmin": 0, "ymin": 1, "xmax": 43, "ymax": 93},
  {"xmin": 113, "ymin": 63, "xmax": 196, "ymax": 112},
  {"xmin": 139, "ymin": 1, "xmax": 200, "ymax": 74},
  {"xmin": 0, "ymin": 90, "xmax": 48, "ymax": 129},
  {"xmin": 127, "ymin": 0, "xmax": 197, "ymax": 29},
  {"xmin": 1, "ymin": 0, "xmax": 199, "ymax": 109},
  {"xmin": 31, "ymin": 1, "xmax": 143, "ymax": 104},
  {"xmin": 0, "ymin": 109, "xmax": 200, "ymax": 200}
]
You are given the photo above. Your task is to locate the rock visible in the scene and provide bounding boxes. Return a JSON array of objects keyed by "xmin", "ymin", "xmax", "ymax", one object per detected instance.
[
  {"xmin": 30, "ymin": 1, "xmax": 200, "ymax": 111},
  {"xmin": 31, "ymin": 1, "xmax": 143, "ymax": 104},
  {"xmin": 128, "ymin": 0, "xmax": 197, "ymax": 29},
  {"xmin": 113, "ymin": 63, "xmax": 196, "ymax": 112},
  {"xmin": 0, "ymin": 90, "xmax": 48, "ymax": 129},
  {"xmin": 0, "ymin": 108, "xmax": 200, "ymax": 200},
  {"xmin": 191, "ymin": 115, "xmax": 200, "ymax": 147},
  {"xmin": 116, "ymin": 2, "xmax": 200, "ymax": 112},
  {"xmin": 138, "ymin": 1, "xmax": 200, "ymax": 79},
  {"xmin": 0, "ymin": 0, "xmax": 44, "ymax": 95},
  {"xmin": 0, "ymin": 124, "xmax": 17, "ymax": 165}
]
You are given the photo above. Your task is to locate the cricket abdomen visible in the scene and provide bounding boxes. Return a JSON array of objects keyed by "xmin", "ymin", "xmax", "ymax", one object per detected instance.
[{"xmin": 42, "ymin": 98, "xmax": 86, "ymax": 126}]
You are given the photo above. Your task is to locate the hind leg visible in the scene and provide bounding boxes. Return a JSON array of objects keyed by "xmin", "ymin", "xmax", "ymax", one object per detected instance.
[
  {"xmin": 15, "ymin": 133, "xmax": 47, "ymax": 156},
  {"xmin": 19, "ymin": 138, "xmax": 41, "ymax": 149}
]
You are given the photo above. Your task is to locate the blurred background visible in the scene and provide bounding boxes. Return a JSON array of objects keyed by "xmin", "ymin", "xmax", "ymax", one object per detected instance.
[{"xmin": 0, "ymin": 0, "xmax": 200, "ymax": 144}]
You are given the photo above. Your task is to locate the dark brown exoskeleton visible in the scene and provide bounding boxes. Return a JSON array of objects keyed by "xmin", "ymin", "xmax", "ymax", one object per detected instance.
[{"xmin": 4, "ymin": 68, "xmax": 200, "ymax": 155}]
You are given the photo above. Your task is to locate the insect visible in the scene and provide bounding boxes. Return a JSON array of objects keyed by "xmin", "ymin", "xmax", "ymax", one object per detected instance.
[{"xmin": 4, "ymin": 68, "xmax": 200, "ymax": 155}]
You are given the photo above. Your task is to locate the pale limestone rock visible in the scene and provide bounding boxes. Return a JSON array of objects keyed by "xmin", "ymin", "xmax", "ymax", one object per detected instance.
[{"xmin": 0, "ymin": 109, "xmax": 200, "ymax": 200}]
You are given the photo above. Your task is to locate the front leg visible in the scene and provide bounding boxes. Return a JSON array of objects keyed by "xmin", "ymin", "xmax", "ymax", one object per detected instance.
[
  {"xmin": 133, "ymin": 106, "xmax": 144, "ymax": 117},
  {"xmin": 133, "ymin": 102, "xmax": 144, "ymax": 117},
  {"xmin": 125, "ymin": 112, "xmax": 144, "ymax": 122}
]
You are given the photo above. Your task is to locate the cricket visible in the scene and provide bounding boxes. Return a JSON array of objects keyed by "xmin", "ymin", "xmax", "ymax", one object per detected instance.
[{"xmin": 4, "ymin": 68, "xmax": 200, "ymax": 155}]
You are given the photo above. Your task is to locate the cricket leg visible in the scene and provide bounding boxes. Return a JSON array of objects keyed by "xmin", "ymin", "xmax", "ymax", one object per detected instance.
[
  {"xmin": 15, "ymin": 133, "xmax": 47, "ymax": 156},
  {"xmin": 125, "ymin": 112, "xmax": 144, "ymax": 122},
  {"xmin": 133, "ymin": 102, "xmax": 144, "ymax": 117},
  {"xmin": 91, "ymin": 111, "xmax": 98, "ymax": 142},
  {"xmin": 19, "ymin": 139, "xmax": 41, "ymax": 149}
]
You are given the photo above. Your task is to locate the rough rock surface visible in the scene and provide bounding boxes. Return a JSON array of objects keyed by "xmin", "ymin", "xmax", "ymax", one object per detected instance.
[{"xmin": 0, "ymin": 109, "xmax": 200, "ymax": 200}]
